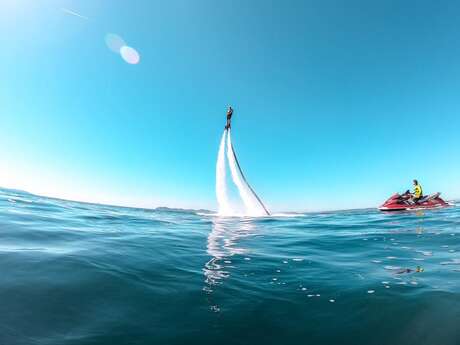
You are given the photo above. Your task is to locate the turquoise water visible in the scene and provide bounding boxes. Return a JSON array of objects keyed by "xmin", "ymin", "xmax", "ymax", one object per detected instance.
[{"xmin": 0, "ymin": 188, "xmax": 459, "ymax": 345}]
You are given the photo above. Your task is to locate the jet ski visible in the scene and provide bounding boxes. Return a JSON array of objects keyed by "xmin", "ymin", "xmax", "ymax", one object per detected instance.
[{"xmin": 379, "ymin": 191, "xmax": 449, "ymax": 211}]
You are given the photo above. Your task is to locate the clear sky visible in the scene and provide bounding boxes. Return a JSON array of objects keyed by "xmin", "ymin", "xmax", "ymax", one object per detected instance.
[{"xmin": 1, "ymin": 0, "xmax": 459, "ymax": 211}]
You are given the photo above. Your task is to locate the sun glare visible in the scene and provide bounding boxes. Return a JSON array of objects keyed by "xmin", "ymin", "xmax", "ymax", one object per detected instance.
[{"xmin": 120, "ymin": 46, "xmax": 140, "ymax": 65}]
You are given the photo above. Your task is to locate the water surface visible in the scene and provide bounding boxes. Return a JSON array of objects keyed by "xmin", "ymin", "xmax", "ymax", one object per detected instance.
[{"xmin": 0, "ymin": 188, "xmax": 459, "ymax": 345}]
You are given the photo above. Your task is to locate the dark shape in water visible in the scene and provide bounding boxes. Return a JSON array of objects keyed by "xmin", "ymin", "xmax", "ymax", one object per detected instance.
[{"xmin": 395, "ymin": 266, "xmax": 424, "ymax": 274}]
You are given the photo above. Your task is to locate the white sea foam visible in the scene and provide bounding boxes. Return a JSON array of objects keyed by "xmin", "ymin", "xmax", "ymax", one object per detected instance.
[
  {"xmin": 226, "ymin": 131, "xmax": 267, "ymax": 216},
  {"xmin": 216, "ymin": 131, "xmax": 233, "ymax": 216}
]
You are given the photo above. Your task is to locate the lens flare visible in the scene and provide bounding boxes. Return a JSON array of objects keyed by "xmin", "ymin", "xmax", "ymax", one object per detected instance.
[
  {"xmin": 120, "ymin": 46, "xmax": 140, "ymax": 64},
  {"xmin": 105, "ymin": 33, "xmax": 126, "ymax": 53}
]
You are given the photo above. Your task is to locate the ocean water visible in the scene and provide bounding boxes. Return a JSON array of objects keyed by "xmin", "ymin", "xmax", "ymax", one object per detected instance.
[{"xmin": 0, "ymin": 188, "xmax": 459, "ymax": 345}]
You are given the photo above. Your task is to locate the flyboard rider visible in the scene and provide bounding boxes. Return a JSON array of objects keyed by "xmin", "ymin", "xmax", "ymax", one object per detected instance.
[{"xmin": 225, "ymin": 106, "xmax": 233, "ymax": 130}]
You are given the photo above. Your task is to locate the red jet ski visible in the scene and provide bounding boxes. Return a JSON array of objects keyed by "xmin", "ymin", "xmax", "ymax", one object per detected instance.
[{"xmin": 379, "ymin": 191, "xmax": 449, "ymax": 211}]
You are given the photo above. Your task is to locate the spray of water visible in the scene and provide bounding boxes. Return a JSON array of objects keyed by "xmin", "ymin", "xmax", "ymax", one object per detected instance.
[
  {"xmin": 215, "ymin": 131, "xmax": 233, "ymax": 215},
  {"xmin": 226, "ymin": 130, "xmax": 268, "ymax": 216}
]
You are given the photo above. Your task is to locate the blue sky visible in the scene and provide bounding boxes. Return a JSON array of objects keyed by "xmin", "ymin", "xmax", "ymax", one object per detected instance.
[{"xmin": 1, "ymin": 0, "xmax": 459, "ymax": 211}]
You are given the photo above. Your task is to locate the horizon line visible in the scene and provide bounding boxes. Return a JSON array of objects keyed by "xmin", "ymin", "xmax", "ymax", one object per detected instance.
[
  {"xmin": 0, "ymin": 185, "xmax": 388, "ymax": 214},
  {"xmin": 1, "ymin": 186, "xmax": 457, "ymax": 215}
]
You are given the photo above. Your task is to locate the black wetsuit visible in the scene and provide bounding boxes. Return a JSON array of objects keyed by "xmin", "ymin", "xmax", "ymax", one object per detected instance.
[{"xmin": 226, "ymin": 107, "xmax": 233, "ymax": 129}]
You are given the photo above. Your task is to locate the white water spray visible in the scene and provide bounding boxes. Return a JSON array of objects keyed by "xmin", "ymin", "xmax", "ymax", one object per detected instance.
[
  {"xmin": 226, "ymin": 130, "xmax": 268, "ymax": 216},
  {"xmin": 215, "ymin": 131, "xmax": 233, "ymax": 215}
]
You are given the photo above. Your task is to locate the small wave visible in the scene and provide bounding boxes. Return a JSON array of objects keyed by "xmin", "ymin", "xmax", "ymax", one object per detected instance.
[{"xmin": 440, "ymin": 259, "xmax": 460, "ymax": 265}]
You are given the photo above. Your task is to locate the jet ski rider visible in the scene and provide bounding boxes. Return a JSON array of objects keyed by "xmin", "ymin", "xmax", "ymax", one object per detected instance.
[
  {"xmin": 225, "ymin": 106, "xmax": 233, "ymax": 130},
  {"xmin": 411, "ymin": 179, "xmax": 423, "ymax": 204}
]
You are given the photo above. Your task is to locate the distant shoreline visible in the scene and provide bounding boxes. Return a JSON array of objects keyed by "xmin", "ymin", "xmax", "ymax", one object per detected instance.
[
  {"xmin": 0, "ymin": 186, "xmax": 211, "ymax": 214},
  {"xmin": 1, "ymin": 186, "xmax": 457, "ymax": 215}
]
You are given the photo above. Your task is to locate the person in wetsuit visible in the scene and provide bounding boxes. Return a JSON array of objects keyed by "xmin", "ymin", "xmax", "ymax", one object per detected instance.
[
  {"xmin": 412, "ymin": 179, "xmax": 423, "ymax": 203},
  {"xmin": 225, "ymin": 106, "xmax": 233, "ymax": 130}
]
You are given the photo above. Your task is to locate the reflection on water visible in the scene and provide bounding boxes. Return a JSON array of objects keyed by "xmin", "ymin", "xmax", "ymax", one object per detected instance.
[
  {"xmin": 203, "ymin": 218, "xmax": 256, "ymax": 309},
  {"xmin": 415, "ymin": 210, "xmax": 425, "ymax": 217}
]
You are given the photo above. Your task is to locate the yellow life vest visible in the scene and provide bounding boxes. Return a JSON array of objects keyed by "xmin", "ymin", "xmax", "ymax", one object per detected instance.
[{"xmin": 414, "ymin": 184, "xmax": 423, "ymax": 198}]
